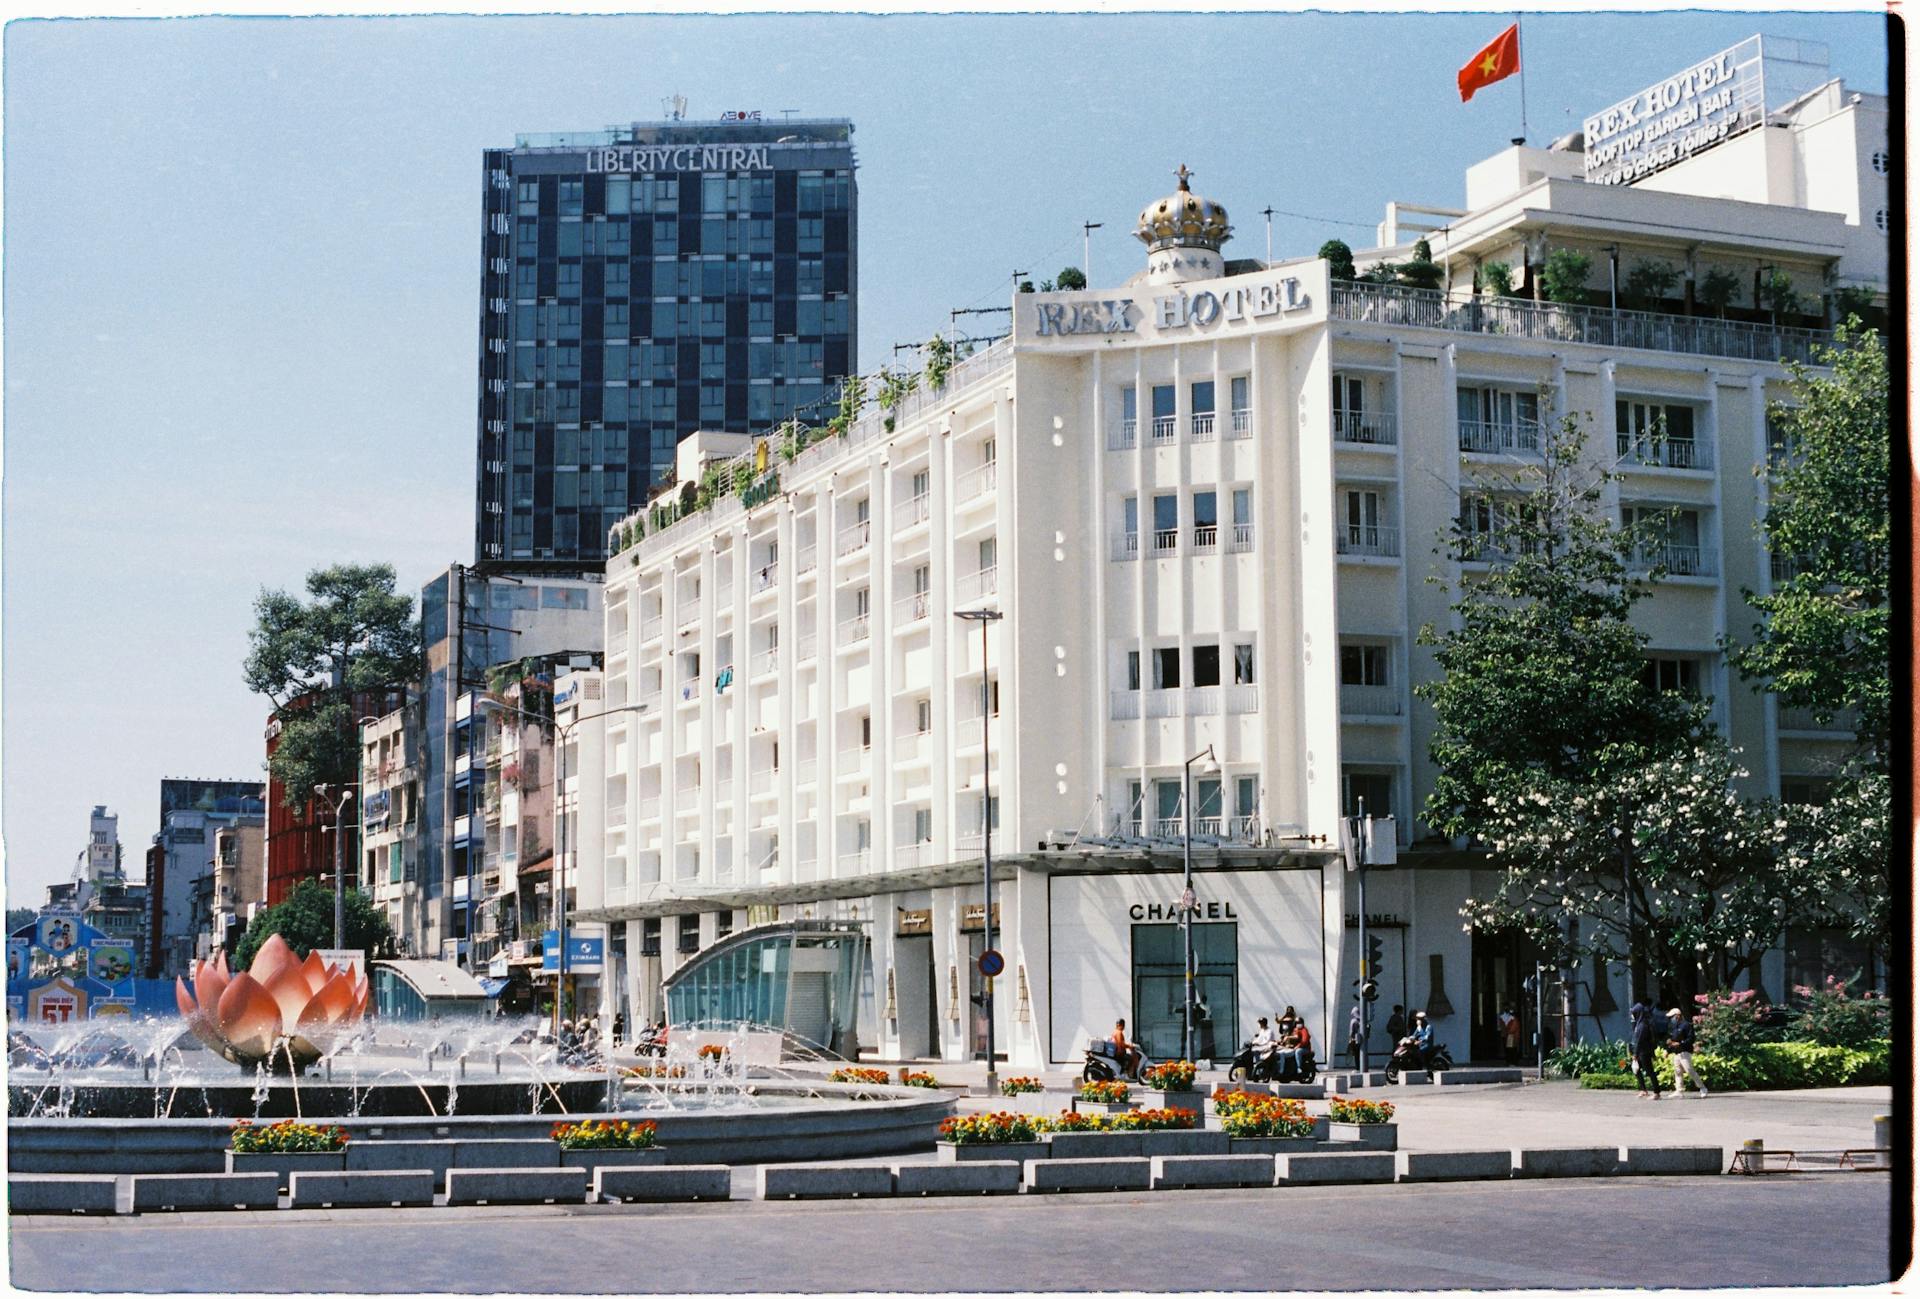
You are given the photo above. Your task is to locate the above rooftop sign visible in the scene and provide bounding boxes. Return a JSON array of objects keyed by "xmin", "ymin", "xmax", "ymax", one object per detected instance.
[
  {"xmin": 586, "ymin": 144, "xmax": 772, "ymax": 173},
  {"xmin": 1018, "ymin": 265, "xmax": 1322, "ymax": 347},
  {"xmin": 1583, "ymin": 37, "xmax": 1766, "ymax": 187}
]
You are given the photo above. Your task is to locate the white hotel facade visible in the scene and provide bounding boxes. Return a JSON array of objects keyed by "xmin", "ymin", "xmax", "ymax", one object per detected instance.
[{"xmin": 570, "ymin": 46, "xmax": 1887, "ymax": 1068}]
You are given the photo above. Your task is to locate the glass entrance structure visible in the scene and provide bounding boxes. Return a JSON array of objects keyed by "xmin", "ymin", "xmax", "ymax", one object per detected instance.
[{"xmin": 663, "ymin": 920, "xmax": 868, "ymax": 1057}]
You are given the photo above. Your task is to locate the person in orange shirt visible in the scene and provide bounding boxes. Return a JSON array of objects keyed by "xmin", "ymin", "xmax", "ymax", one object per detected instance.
[
  {"xmin": 1110, "ymin": 1018, "xmax": 1141, "ymax": 1078},
  {"xmin": 1286, "ymin": 1017, "xmax": 1314, "ymax": 1080}
]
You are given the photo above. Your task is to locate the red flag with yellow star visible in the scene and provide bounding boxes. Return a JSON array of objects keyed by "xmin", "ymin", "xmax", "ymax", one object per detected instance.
[{"xmin": 1458, "ymin": 23, "xmax": 1521, "ymax": 102}]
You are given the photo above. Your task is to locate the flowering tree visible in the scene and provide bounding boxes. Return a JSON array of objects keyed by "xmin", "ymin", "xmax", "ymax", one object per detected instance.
[
  {"xmin": 1782, "ymin": 769, "xmax": 1890, "ymax": 961},
  {"xmin": 1460, "ymin": 741, "xmax": 1816, "ymax": 997}
]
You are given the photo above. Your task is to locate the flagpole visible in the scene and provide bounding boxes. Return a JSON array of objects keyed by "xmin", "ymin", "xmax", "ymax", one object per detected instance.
[{"xmin": 1514, "ymin": 14, "xmax": 1529, "ymax": 145}]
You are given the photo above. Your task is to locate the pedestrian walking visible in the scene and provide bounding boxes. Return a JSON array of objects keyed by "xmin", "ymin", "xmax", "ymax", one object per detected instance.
[
  {"xmin": 1347, "ymin": 1005, "xmax": 1364, "ymax": 1068},
  {"xmin": 1665, "ymin": 1007, "xmax": 1709, "ymax": 1098},
  {"xmin": 1385, "ymin": 1004, "xmax": 1407, "ymax": 1044},
  {"xmin": 1499, "ymin": 1006, "xmax": 1522, "ymax": 1065},
  {"xmin": 1628, "ymin": 1002, "xmax": 1661, "ymax": 1100}
]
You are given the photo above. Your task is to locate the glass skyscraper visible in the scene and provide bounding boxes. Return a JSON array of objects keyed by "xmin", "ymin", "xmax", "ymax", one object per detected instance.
[{"xmin": 476, "ymin": 117, "xmax": 858, "ymax": 570}]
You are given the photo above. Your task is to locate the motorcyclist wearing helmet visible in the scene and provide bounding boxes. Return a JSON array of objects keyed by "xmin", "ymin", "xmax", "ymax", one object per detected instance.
[{"xmin": 1408, "ymin": 1010, "xmax": 1435, "ymax": 1069}]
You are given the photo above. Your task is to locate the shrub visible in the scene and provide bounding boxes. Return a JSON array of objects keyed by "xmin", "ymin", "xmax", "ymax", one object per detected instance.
[
  {"xmin": 1786, "ymin": 976, "xmax": 1891, "ymax": 1049},
  {"xmin": 1693, "ymin": 989, "xmax": 1778, "ymax": 1055},
  {"xmin": 1578, "ymin": 1071, "xmax": 1642, "ymax": 1090},
  {"xmin": 1649, "ymin": 1039, "xmax": 1891, "ymax": 1091},
  {"xmin": 999, "ymin": 1076, "xmax": 1043, "ymax": 1096},
  {"xmin": 1541, "ymin": 249, "xmax": 1593, "ymax": 305},
  {"xmin": 1109, "ymin": 1106, "xmax": 1198, "ymax": 1132},
  {"xmin": 939, "ymin": 1112, "xmax": 1039, "ymax": 1145},
  {"xmin": 1079, "ymin": 1079, "xmax": 1130, "ymax": 1104},
  {"xmin": 1042, "ymin": 1111, "xmax": 1107, "ymax": 1132},
  {"xmin": 1329, "ymin": 1096, "xmax": 1396, "ymax": 1124},
  {"xmin": 1141, "ymin": 1060, "xmax": 1197, "ymax": 1091},
  {"xmin": 1217, "ymin": 1095, "xmax": 1315, "ymax": 1139},
  {"xmin": 551, "ymin": 1119, "xmax": 657, "ymax": 1150},
  {"xmin": 229, "ymin": 1119, "xmax": 349, "ymax": 1154},
  {"xmin": 1544, "ymin": 1038, "xmax": 1632, "ymax": 1079},
  {"xmin": 827, "ymin": 1066, "xmax": 890, "ymax": 1085},
  {"xmin": 1319, "ymin": 239, "xmax": 1357, "ymax": 282},
  {"xmin": 1476, "ymin": 261, "xmax": 1515, "ymax": 297}
]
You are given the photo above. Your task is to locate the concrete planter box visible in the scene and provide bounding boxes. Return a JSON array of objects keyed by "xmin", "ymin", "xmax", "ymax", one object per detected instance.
[
  {"xmin": 937, "ymin": 1140, "xmax": 1048, "ymax": 1163},
  {"xmin": 1329, "ymin": 1121, "xmax": 1398, "ymax": 1151},
  {"xmin": 8, "ymin": 1176, "xmax": 119, "ymax": 1215},
  {"xmin": 1229, "ymin": 1136, "xmax": 1324, "ymax": 1155},
  {"xmin": 1070, "ymin": 1097, "xmax": 1136, "ymax": 1115},
  {"xmin": 1139, "ymin": 1129, "xmax": 1230, "ymax": 1157},
  {"xmin": 1025, "ymin": 1157, "xmax": 1152, "ymax": 1193},
  {"xmin": 1136, "ymin": 1089, "xmax": 1205, "ymax": 1112},
  {"xmin": 225, "ymin": 1149, "xmax": 347, "ymax": 1191},
  {"xmin": 559, "ymin": 1146, "xmax": 668, "ymax": 1172},
  {"xmin": 893, "ymin": 1161, "xmax": 1022, "ymax": 1196},
  {"xmin": 131, "ymin": 1173, "xmax": 278, "ymax": 1213},
  {"xmin": 1048, "ymin": 1131, "xmax": 1145, "ymax": 1159}
]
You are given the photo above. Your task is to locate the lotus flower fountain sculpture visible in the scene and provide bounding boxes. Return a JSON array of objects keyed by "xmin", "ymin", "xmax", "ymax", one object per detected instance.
[{"xmin": 174, "ymin": 934, "xmax": 369, "ymax": 1070}]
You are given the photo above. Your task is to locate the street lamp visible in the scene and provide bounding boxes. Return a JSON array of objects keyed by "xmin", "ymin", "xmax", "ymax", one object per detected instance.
[
  {"xmin": 313, "ymin": 785, "xmax": 356, "ymax": 949},
  {"xmin": 1082, "ymin": 221, "xmax": 1103, "ymax": 283},
  {"xmin": 955, "ymin": 607, "xmax": 1004, "ymax": 1092},
  {"xmin": 1181, "ymin": 744, "xmax": 1216, "ymax": 1063}
]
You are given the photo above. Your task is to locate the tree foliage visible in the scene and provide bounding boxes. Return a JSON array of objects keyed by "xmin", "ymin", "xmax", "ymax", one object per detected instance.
[
  {"xmin": 1728, "ymin": 322, "xmax": 1889, "ymax": 763},
  {"xmin": 244, "ymin": 564, "xmax": 419, "ymax": 806},
  {"xmin": 1054, "ymin": 266, "xmax": 1088, "ymax": 291},
  {"xmin": 232, "ymin": 879, "xmax": 393, "ymax": 970},
  {"xmin": 1540, "ymin": 249, "xmax": 1592, "ymax": 305},
  {"xmin": 1318, "ymin": 240, "xmax": 1356, "ymax": 283}
]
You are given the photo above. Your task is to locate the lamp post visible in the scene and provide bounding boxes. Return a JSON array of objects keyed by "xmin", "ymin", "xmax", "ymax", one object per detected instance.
[
  {"xmin": 1181, "ymin": 744, "xmax": 1216, "ymax": 1063},
  {"xmin": 1082, "ymin": 221, "xmax": 1103, "ymax": 283},
  {"xmin": 313, "ymin": 785, "xmax": 356, "ymax": 949},
  {"xmin": 955, "ymin": 607, "xmax": 1003, "ymax": 1091}
]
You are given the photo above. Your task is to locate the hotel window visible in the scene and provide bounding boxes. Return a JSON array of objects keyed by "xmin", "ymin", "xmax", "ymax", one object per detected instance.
[
  {"xmin": 1333, "ymin": 374, "xmax": 1365, "ymax": 438},
  {"xmin": 911, "ymin": 468, "xmax": 930, "ymax": 502},
  {"xmin": 558, "ymin": 181, "xmax": 583, "ymax": 217},
  {"xmin": 516, "ymin": 180, "xmax": 540, "ymax": 215},
  {"xmin": 855, "ymin": 819, "xmax": 873, "ymax": 852},
  {"xmin": 1191, "ymin": 380, "xmax": 1216, "ymax": 437},
  {"xmin": 1233, "ymin": 643, "xmax": 1256, "ymax": 685},
  {"xmin": 1193, "ymin": 491, "xmax": 1218, "ymax": 549},
  {"xmin": 1152, "ymin": 647, "xmax": 1181, "ymax": 690},
  {"xmin": 1122, "ymin": 496, "xmax": 1140, "ymax": 550},
  {"xmin": 915, "ymin": 698, "xmax": 933, "ymax": 735},
  {"xmin": 1230, "ymin": 489, "xmax": 1253, "ymax": 550},
  {"xmin": 1126, "ymin": 650, "xmax": 1141, "ymax": 691},
  {"xmin": 978, "ymin": 537, "xmax": 996, "ymax": 573},
  {"xmin": 1621, "ymin": 505, "xmax": 1708, "ymax": 575},
  {"xmin": 859, "ymin": 714, "xmax": 873, "ymax": 750},
  {"xmin": 1617, "ymin": 399, "xmax": 1702, "ymax": 469},
  {"xmin": 1641, "ymin": 656, "xmax": 1703, "ymax": 697},
  {"xmin": 1121, "ymin": 387, "xmax": 1138, "ymax": 432},
  {"xmin": 1195, "ymin": 779, "xmax": 1223, "ymax": 827},
  {"xmin": 1235, "ymin": 776, "xmax": 1259, "ymax": 819},
  {"xmin": 1152, "ymin": 495, "xmax": 1178, "ymax": 551},
  {"xmin": 1155, "ymin": 781, "xmax": 1183, "ymax": 829},
  {"xmin": 1230, "ymin": 375, "xmax": 1250, "ymax": 420},
  {"xmin": 1342, "ymin": 769, "xmax": 1394, "ymax": 820},
  {"xmin": 1341, "ymin": 643, "xmax": 1391, "ymax": 687},
  {"xmin": 1191, "ymin": 644, "xmax": 1221, "ymax": 688},
  {"xmin": 678, "ymin": 916, "xmax": 700, "ymax": 954},
  {"xmin": 912, "ymin": 807, "xmax": 934, "ymax": 844},
  {"xmin": 1126, "ymin": 781, "xmax": 1144, "ymax": 831},
  {"xmin": 641, "ymin": 919, "xmax": 662, "ymax": 956},
  {"xmin": 1342, "ymin": 489, "xmax": 1391, "ymax": 554},
  {"xmin": 1458, "ymin": 386, "xmax": 1542, "ymax": 453}
]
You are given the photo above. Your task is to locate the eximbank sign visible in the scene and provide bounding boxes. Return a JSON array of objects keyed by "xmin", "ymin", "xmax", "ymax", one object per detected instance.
[{"xmin": 1583, "ymin": 37, "xmax": 1766, "ymax": 187}]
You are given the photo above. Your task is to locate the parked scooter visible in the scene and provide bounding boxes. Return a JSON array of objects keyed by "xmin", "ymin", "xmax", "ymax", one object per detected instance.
[
  {"xmin": 1082, "ymin": 1037, "xmax": 1153, "ymax": 1084},
  {"xmin": 1226, "ymin": 1040, "xmax": 1318, "ymax": 1085},
  {"xmin": 1383, "ymin": 1036, "xmax": 1454, "ymax": 1083}
]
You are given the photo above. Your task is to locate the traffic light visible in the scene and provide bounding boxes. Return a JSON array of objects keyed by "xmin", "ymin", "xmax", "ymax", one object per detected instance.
[
  {"xmin": 1364, "ymin": 934, "xmax": 1384, "ymax": 979},
  {"xmin": 1361, "ymin": 979, "xmax": 1379, "ymax": 1002}
]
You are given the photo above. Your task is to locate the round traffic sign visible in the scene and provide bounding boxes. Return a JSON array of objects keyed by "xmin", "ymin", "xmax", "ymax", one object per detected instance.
[{"xmin": 978, "ymin": 948, "xmax": 1006, "ymax": 978}]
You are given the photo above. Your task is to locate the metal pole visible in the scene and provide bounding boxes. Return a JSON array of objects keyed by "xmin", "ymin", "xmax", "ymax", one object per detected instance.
[
  {"xmin": 979, "ymin": 616, "xmax": 995, "ymax": 1093},
  {"xmin": 1262, "ymin": 207, "xmax": 1274, "ymax": 265},
  {"xmin": 1535, "ymin": 959, "xmax": 1547, "ymax": 1079},
  {"xmin": 1356, "ymin": 806, "xmax": 1369, "ymax": 1076},
  {"xmin": 333, "ymin": 793, "xmax": 346, "ymax": 950},
  {"xmin": 1515, "ymin": 13, "xmax": 1529, "ymax": 145},
  {"xmin": 556, "ymin": 719, "xmax": 570, "ymax": 1036},
  {"xmin": 1182, "ymin": 759, "xmax": 1194, "ymax": 1063}
]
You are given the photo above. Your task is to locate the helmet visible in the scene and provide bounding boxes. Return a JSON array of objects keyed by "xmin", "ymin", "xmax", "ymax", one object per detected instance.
[{"xmin": 1413, "ymin": 1010, "xmax": 1428, "ymax": 1020}]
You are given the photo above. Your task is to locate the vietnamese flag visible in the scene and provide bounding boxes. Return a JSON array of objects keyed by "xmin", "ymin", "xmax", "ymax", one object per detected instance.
[{"xmin": 1458, "ymin": 23, "xmax": 1521, "ymax": 102}]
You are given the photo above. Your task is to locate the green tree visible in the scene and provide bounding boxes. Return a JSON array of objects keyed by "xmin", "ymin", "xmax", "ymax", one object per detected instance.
[
  {"xmin": 1540, "ymin": 249, "xmax": 1593, "ymax": 305},
  {"xmin": 1055, "ymin": 266, "xmax": 1088, "ymax": 291},
  {"xmin": 1318, "ymin": 239, "xmax": 1356, "ymax": 283},
  {"xmin": 1475, "ymin": 261, "xmax": 1514, "ymax": 297},
  {"xmin": 1622, "ymin": 260, "xmax": 1679, "ymax": 312},
  {"xmin": 244, "ymin": 565, "xmax": 419, "ymax": 806},
  {"xmin": 924, "ymin": 334, "xmax": 956, "ymax": 390},
  {"xmin": 1397, "ymin": 238, "xmax": 1444, "ymax": 291},
  {"xmin": 233, "ymin": 879, "xmax": 393, "ymax": 970},
  {"xmin": 1697, "ymin": 267, "xmax": 1743, "ymax": 315},
  {"xmin": 1418, "ymin": 410, "xmax": 1709, "ymax": 997},
  {"xmin": 6, "ymin": 908, "xmax": 36, "ymax": 936},
  {"xmin": 1728, "ymin": 324, "xmax": 1889, "ymax": 761}
]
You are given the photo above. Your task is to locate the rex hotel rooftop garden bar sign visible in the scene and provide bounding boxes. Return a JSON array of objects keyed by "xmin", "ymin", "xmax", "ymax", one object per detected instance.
[{"xmin": 1583, "ymin": 37, "xmax": 1767, "ymax": 187}]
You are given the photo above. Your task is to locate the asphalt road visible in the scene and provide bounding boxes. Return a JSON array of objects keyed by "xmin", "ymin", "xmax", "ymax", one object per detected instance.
[{"xmin": 10, "ymin": 1173, "xmax": 1896, "ymax": 1293}]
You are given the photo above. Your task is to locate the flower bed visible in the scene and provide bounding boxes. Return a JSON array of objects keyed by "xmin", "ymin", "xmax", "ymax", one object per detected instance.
[
  {"xmin": 229, "ymin": 1119, "xmax": 349, "ymax": 1154},
  {"xmin": 1141, "ymin": 1060, "xmax": 1198, "ymax": 1091},
  {"xmin": 939, "ymin": 1112, "xmax": 1041, "ymax": 1144},
  {"xmin": 1079, "ymin": 1079, "xmax": 1130, "ymax": 1104},
  {"xmin": 697, "ymin": 1043, "xmax": 728, "ymax": 1060},
  {"xmin": 999, "ymin": 1076, "xmax": 1044, "ymax": 1096},
  {"xmin": 827, "ymin": 1066, "xmax": 893, "ymax": 1085},
  {"xmin": 900, "ymin": 1071, "xmax": 941, "ymax": 1089},
  {"xmin": 1328, "ymin": 1096, "xmax": 1395, "ymax": 1125},
  {"xmin": 1213, "ymin": 1092, "xmax": 1317, "ymax": 1139},
  {"xmin": 552, "ymin": 1118, "xmax": 658, "ymax": 1150},
  {"xmin": 623, "ymin": 1062, "xmax": 689, "ymax": 1080}
]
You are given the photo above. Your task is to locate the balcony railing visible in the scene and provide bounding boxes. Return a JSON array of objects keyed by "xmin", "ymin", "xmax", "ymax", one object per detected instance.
[
  {"xmin": 796, "ymin": 545, "xmax": 818, "ymax": 575},
  {"xmin": 753, "ymin": 648, "xmax": 779, "ymax": 678},
  {"xmin": 1110, "ymin": 420, "xmax": 1138, "ymax": 451},
  {"xmin": 608, "ymin": 628, "xmax": 629, "ymax": 654},
  {"xmin": 842, "ymin": 848, "xmax": 872, "ymax": 874},
  {"xmin": 1152, "ymin": 528, "xmax": 1179, "ymax": 553},
  {"xmin": 956, "ymin": 566, "xmax": 998, "ymax": 603},
  {"xmin": 752, "ymin": 562, "xmax": 780, "ymax": 592},
  {"xmin": 1329, "ymin": 281, "xmax": 1832, "ymax": 366},
  {"xmin": 797, "ymin": 632, "xmax": 818, "ymax": 660},
  {"xmin": 713, "ymin": 778, "xmax": 733, "ymax": 804},
  {"xmin": 1144, "ymin": 689, "xmax": 1181, "ymax": 718},
  {"xmin": 1111, "ymin": 690, "xmax": 1142, "ymax": 720},
  {"xmin": 1192, "ymin": 524, "xmax": 1218, "ymax": 553},
  {"xmin": 1341, "ymin": 683, "xmax": 1402, "ymax": 716},
  {"xmin": 1337, "ymin": 524, "xmax": 1401, "ymax": 558},
  {"xmin": 795, "ymin": 759, "xmax": 817, "ymax": 786},
  {"xmin": 714, "ymin": 582, "xmax": 734, "ymax": 608},
  {"xmin": 839, "ymin": 613, "xmax": 871, "ymax": 644},
  {"xmin": 838, "ymin": 519, "xmax": 872, "ymax": 557},
  {"xmin": 1333, "ymin": 410, "xmax": 1398, "ymax": 446},
  {"xmin": 1186, "ymin": 687, "xmax": 1220, "ymax": 716},
  {"xmin": 1617, "ymin": 435, "xmax": 1713, "ymax": 471},
  {"xmin": 638, "ymin": 797, "xmax": 661, "ymax": 822},
  {"xmin": 895, "ymin": 493, "xmax": 931, "ymax": 531},
  {"xmin": 1225, "ymin": 684, "xmax": 1259, "ymax": 714},
  {"xmin": 677, "ymin": 598, "xmax": 702, "ymax": 626},
  {"xmin": 956, "ymin": 460, "xmax": 998, "ymax": 503},
  {"xmin": 1191, "ymin": 412, "xmax": 1216, "ymax": 441},
  {"xmin": 1779, "ymin": 705, "xmax": 1857, "ymax": 733},
  {"xmin": 1229, "ymin": 815, "xmax": 1260, "ymax": 842},
  {"xmin": 1227, "ymin": 409, "xmax": 1252, "ymax": 438},
  {"xmin": 1459, "ymin": 419, "xmax": 1542, "ymax": 456},
  {"xmin": 894, "ymin": 731, "xmax": 929, "ymax": 763},
  {"xmin": 639, "ymin": 615, "xmax": 662, "ymax": 642},
  {"xmin": 1150, "ymin": 415, "xmax": 1178, "ymax": 444},
  {"xmin": 1227, "ymin": 523, "xmax": 1255, "ymax": 553},
  {"xmin": 1113, "ymin": 533, "xmax": 1141, "ymax": 562},
  {"xmin": 1632, "ymin": 543, "xmax": 1719, "ymax": 577},
  {"xmin": 895, "ymin": 591, "xmax": 931, "ymax": 625},
  {"xmin": 895, "ymin": 841, "xmax": 934, "ymax": 870}
]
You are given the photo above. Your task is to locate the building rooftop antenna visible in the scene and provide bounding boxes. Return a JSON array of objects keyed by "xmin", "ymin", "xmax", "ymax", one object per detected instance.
[{"xmin": 662, "ymin": 94, "xmax": 687, "ymax": 122}]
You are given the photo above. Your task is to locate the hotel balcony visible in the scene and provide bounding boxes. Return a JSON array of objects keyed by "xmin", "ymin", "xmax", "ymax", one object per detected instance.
[
  {"xmin": 1226, "ymin": 409, "xmax": 1252, "ymax": 439},
  {"xmin": 1458, "ymin": 419, "xmax": 1541, "ymax": 456},
  {"xmin": 955, "ymin": 461, "xmax": 997, "ymax": 504},
  {"xmin": 1341, "ymin": 683, "xmax": 1403, "ymax": 717},
  {"xmin": 1109, "ymin": 419, "xmax": 1138, "ymax": 451},
  {"xmin": 1617, "ymin": 435, "xmax": 1713, "ymax": 471},
  {"xmin": 955, "ymin": 565, "xmax": 998, "ymax": 604},
  {"xmin": 1190, "ymin": 412, "xmax": 1216, "ymax": 441},
  {"xmin": 1333, "ymin": 410, "xmax": 1398, "ymax": 446},
  {"xmin": 1337, "ymin": 524, "xmax": 1401, "ymax": 559}
]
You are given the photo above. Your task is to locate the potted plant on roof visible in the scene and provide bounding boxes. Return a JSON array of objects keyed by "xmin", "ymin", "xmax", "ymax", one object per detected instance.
[
  {"xmin": 226, "ymin": 1118, "xmax": 349, "ymax": 1190},
  {"xmin": 936, "ymin": 1112, "xmax": 1047, "ymax": 1163},
  {"xmin": 1327, "ymin": 1095, "xmax": 1398, "ymax": 1150},
  {"xmin": 551, "ymin": 1118, "xmax": 666, "ymax": 1171}
]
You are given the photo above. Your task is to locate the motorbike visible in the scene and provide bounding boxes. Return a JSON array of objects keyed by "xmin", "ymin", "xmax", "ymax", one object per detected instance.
[
  {"xmin": 632, "ymin": 1024, "xmax": 669, "ymax": 1057},
  {"xmin": 1226, "ymin": 1040, "xmax": 1318, "ymax": 1085},
  {"xmin": 1383, "ymin": 1036, "xmax": 1454, "ymax": 1083},
  {"xmin": 1082, "ymin": 1037, "xmax": 1153, "ymax": 1084}
]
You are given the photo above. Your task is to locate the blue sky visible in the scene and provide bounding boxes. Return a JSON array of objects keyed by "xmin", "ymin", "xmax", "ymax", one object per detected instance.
[{"xmin": 2, "ymin": 10, "xmax": 1889, "ymax": 900}]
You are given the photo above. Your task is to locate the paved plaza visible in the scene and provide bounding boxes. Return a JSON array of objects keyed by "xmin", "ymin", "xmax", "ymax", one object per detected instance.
[{"xmin": 8, "ymin": 1080, "xmax": 1900, "ymax": 1293}]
